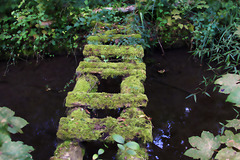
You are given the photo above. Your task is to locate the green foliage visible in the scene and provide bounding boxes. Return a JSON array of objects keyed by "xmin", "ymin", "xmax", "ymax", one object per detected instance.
[
  {"xmin": 184, "ymin": 131, "xmax": 221, "ymax": 159},
  {"xmin": 190, "ymin": 0, "xmax": 240, "ymax": 74},
  {"xmin": 185, "ymin": 73, "xmax": 240, "ymax": 159},
  {"xmin": 113, "ymin": 134, "xmax": 140, "ymax": 156},
  {"xmin": 92, "ymin": 148, "xmax": 104, "ymax": 160},
  {"xmin": 0, "ymin": 141, "xmax": 34, "ymax": 160},
  {"xmin": 0, "ymin": 107, "xmax": 34, "ymax": 160}
]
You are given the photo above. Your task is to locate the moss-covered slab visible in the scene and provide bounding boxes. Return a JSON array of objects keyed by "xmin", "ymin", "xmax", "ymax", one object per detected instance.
[
  {"xmin": 121, "ymin": 76, "xmax": 145, "ymax": 94},
  {"xmin": 73, "ymin": 74, "xmax": 99, "ymax": 93},
  {"xmin": 65, "ymin": 92, "xmax": 148, "ymax": 109},
  {"xmin": 83, "ymin": 45, "xmax": 144, "ymax": 59},
  {"xmin": 87, "ymin": 34, "xmax": 141, "ymax": 44},
  {"xmin": 76, "ymin": 61, "xmax": 146, "ymax": 80},
  {"xmin": 91, "ymin": 21, "xmax": 136, "ymax": 34},
  {"xmin": 57, "ymin": 108, "xmax": 152, "ymax": 143},
  {"xmin": 50, "ymin": 141, "xmax": 85, "ymax": 160}
]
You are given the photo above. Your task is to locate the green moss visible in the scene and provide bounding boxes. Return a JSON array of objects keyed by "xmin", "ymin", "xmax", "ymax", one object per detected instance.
[
  {"xmin": 65, "ymin": 92, "xmax": 148, "ymax": 109},
  {"xmin": 112, "ymin": 108, "xmax": 153, "ymax": 143},
  {"xmin": 116, "ymin": 145, "xmax": 148, "ymax": 160},
  {"xmin": 50, "ymin": 141, "xmax": 85, "ymax": 160},
  {"xmin": 76, "ymin": 61, "xmax": 146, "ymax": 80},
  {"xmin": 87, "ymin": 34, "xmax": 142, "ymax": 44},
  {"xmin": 83, "ymin": 45, "xmax": 144, "ymax": 59},
  {"xmin": 121, "ymin": 76, "xmax": 144, "ymax": 94},
  {"xmin": 91, "ymin": 22, "xmax": 134, "ymax": 34},
  {"xmin": 73, "ymin": 74, "xmax": 99, "ymax": 93},
  {"xmin": 57, "ymin": 108, "xmax": 152, "ymax": 143},
  {"xmin": 84, "ymin": 56, "xmax": 102, "ymax": 62}
]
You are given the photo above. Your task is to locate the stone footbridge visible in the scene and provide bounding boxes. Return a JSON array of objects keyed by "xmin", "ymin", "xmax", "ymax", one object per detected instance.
[{"xmin": 51, "ymin": 18, "xmax": 153, "ymax": 160}]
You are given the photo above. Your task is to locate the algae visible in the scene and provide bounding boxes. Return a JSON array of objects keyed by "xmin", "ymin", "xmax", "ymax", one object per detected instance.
[
  {"xmin": 57, "ymin": 108, "xmax": 152, "ymax": 143},
  {"xmin": 121, "ymin": 76, "xmax": 144, "ymax": 94},
  {"xmin": 65, "ymin": 92, "xmax": 148, "ymax": 109},
  {"xmin": 83, "ymin": 45, "xmax": 144, "ymax": 59},
  {"xmin": 73, "ymin": 74, "xmax": 99, "ymax": 93}
]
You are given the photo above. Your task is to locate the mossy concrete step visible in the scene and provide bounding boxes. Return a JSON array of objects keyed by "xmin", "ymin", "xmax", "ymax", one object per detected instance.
[
  {"xmin": 73, "ymin": 74, "xmax": 144, "ymax": 94},
  {"xmin": 83, "ymin": 44, "xmax": 144, "ymax": 59},
  {"xmin": 57, "ymin": 108, "xmax": 152, "ymax": 143},
  {"xmin": 76, "ymin": 61, "xmax": 146, "ymax": 79},
  {"xmin": 65, "ymin": 92, "xmax": 148, "ymax": 109},
  {"xmin": 91, "ymin": 21, "xmax": 137, "ymax": 34},
  {"xmin": 87, "ymin": 34, "xmax": 141, "ymax": 44}
]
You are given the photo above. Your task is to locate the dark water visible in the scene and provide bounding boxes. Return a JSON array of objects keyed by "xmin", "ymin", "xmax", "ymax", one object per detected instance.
[
  {"xmin": 0, "ymin": 55, "xmax": 82, "ymax": 160},
  {"xmin": 0, "ymin": 49, "xmax": 237, "ymax": 160}
]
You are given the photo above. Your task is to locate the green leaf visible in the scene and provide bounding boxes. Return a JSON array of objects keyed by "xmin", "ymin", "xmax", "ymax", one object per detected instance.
[
  {"xmin": 221, "ymin": 130, "xmax": 240, "ymax": 150},
  {"xmin": 0, "ymin": 133, "xmax": 11, "ymax": 145},
  {"xmin": 112, "ymin": 134, "xmax": 125, "ymax": 144},
  {"xmin": 92, "ymin": 154, "xmax": 98, "ymax": 160},
  {"xmin": 226, "ymin": 86, "xmax": 240, "ymax": 107},
  {"xmin": 184, "ymin": 131, "xmax": 220, "ymax": 159},
  {"xmin": 126, "ymin": 149, "xmax": 137, "ymax": 156},
  {"xmin": 225, "ymin": 119, "xmax": 240, "ymax": 131},
  {"xmin": 66, "ymin": 26, "xmax": 72, "ymax": 31},
  {"xmin": 126, "ymin": 141, "xmax": 140, "ymax": 150},
  {"xmin": 7, "ymin": 116, "xmax": 28, "ymax": 134},
  {"xmin": 0, "ymin": 141, "xmax": 34, "ymax": 160},
  {"xmin": 215, "ymin": 147, "xmax": 240, "ymax": 160},
  {"xmin": 0, "ymin": 107, "xmax": 15, "ymax": 128},
  {"xmin": 117, "ymin": 144, "xmax": 125, "ymax": 151},
  {"xmin": 98, "ymin": 148, "xmax": 104, "ymax": 155},
  {"xmin": 214, "ymin": 74, "xmax": 240, "ymax": 94}
]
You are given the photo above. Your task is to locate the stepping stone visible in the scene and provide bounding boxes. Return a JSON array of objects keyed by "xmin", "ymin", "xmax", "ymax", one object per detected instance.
[
  {"xmin": 65, "ymin": 92, "xmax": 148, "ymax": 109},
  {"xmin": 83, "ymin": 44, "xmax": 144, "ymax": 60},
  {"xmin": 57, "ymin": 108, "xmax": 153, "ymax": 143},
  {"xmin": 76, "ymin": 61, "xmax": 146, "ymax": 80}
]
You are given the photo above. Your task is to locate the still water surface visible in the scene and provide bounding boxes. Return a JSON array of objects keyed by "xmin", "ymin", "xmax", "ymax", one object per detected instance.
[{"xmin": 0, "ymin": 49, "xmax": 236, "ymax": 159}]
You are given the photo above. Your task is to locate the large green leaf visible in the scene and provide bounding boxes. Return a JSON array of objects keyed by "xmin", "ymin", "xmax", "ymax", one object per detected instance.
[
  {"xmin": 0, "ymin": 107, "xmax": 15, "ymax": 128},
  {"xmin": 215, "ymin": 74, "xmax": 240, "ymax": 94},
  {"xmin": 7, "ymin": 116, "xmax": 28, "ymax": 134},
  {"xmin": 126, "ymin": 141, "xmax": 140, "ymax": 150},
  {"xmin": 0, "ymin": 141, "xmax": 34, "ymax": 160},
  {"xmin": 215, "ymin": 147, "xmax": 240, "ymax": 160},
  {"xmin": 226, "ymin": 119, "xmax": 240, "ymax": 131},
  {"xmin": 184, "ymin": 131, "xmax": 220, "ymax": 160},
  {"xmin": 226, "ymin": 86, "xmax": 240, "ymax": 107},
  {"xmin": 0, "ymin": 132, "xmax": 11, "ymax": 146},
  {"xmin": 221, "ymin": 130, "xmax": 240, "ymax": 150},
  {"xmin": 112, "ymin": 134, "xmax": 125, "ymax": 144}
]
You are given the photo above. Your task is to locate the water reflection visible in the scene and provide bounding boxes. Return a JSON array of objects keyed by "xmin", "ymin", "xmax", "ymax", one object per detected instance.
[{"xmin": 144, "ymin": 48, "xmax": 236, "ymax": 159}]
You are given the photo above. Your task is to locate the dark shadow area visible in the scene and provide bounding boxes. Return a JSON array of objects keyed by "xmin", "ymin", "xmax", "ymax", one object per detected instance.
[
  {"xmin": 97, "ymin": 76, "xmax": 122, "ymax": 93},
  {"xmin": 90, "ymin": 108, "xmax": 123, "ymax": 118},
  {"xmin": 0, "ymin": 54, "xmax": 83, "ymax": 160}
]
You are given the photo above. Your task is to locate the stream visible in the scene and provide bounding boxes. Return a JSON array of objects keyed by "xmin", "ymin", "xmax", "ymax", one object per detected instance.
[{"xmin": 0, "ymin": 48, "xmax": 236, "ymax": 160}]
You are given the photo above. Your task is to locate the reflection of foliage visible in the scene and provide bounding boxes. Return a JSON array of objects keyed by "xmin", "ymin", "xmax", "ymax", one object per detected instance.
[
  {"xmin": 185, "ymin": 73, "xmax": 240, "ymax": 159},
  {"xmin": 0, "ymin": 107, "xmax": 34, "ymax": 160}
]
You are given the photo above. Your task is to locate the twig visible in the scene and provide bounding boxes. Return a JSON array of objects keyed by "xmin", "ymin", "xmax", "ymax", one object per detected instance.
[{"xmin": 158, "ymin": 39, "xmax": 165, "ymax": 56}]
